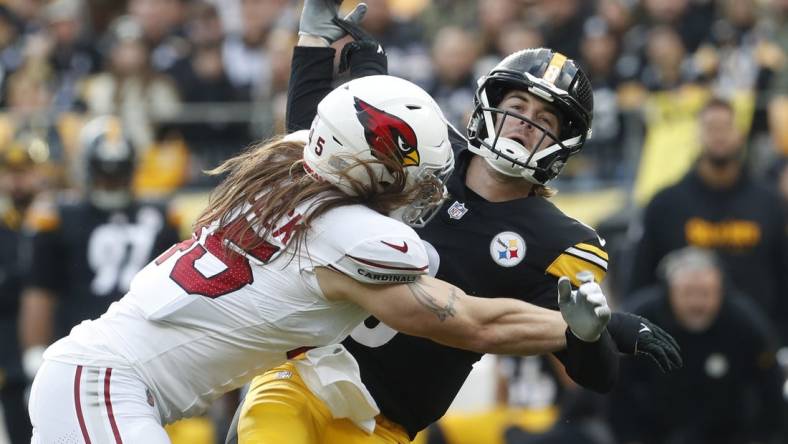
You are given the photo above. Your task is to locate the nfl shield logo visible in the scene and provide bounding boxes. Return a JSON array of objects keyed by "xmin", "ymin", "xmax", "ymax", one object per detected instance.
[{"xmin": 447, "ymin": 201, "xmax": 468, "ymax": 220}]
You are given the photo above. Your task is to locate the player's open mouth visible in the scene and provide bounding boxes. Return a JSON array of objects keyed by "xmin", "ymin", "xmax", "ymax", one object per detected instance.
[{"xmin": 505, "ymin": 134, "xmax": 529, "ymax": 150}]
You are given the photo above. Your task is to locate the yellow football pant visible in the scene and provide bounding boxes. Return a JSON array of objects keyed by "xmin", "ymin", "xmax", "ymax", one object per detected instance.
[
  {"xmin": 165, "ymin": 417, "xmax": 214, "ymax": 444},
  {"xmin": 238, "ymin": 361, "xmax": 410, "ymax": 444},
  {"xmin": 435, "ymin": 405, "xmax": 559, "ymax": 444}
]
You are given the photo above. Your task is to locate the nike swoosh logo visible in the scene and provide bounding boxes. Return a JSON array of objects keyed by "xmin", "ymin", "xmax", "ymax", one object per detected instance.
[
  {"xmin": 639, "ymin": 323, "xmax": 651, "ymax": 334},
  {"xmin": 381, "ymin": 240, "xmax": 408, "ymax": 253}
]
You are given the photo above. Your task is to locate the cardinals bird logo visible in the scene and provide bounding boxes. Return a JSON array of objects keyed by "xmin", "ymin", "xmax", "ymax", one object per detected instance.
[{"xmin": 354, "ymin": 97, "xmax": 420, "ymax": 167}]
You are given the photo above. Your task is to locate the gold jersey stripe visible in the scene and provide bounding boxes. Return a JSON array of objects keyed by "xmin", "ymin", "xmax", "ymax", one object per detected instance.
[
  {"xmin": 546, "ymin": 253, "xmax": 607, "ymax": 287},
  {"xmin": 543, "ymin": 53, "xmax": 568, "ymax": 84},
  {"xmin": 574, "ymin": 242, "xmax": 609, "ymax": 261}
]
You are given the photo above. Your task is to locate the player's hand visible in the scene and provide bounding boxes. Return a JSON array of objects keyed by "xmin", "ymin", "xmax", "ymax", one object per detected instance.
[
  {"xmin": 607, "ymin": 312, "xmax": 683, "ymax": 373},
  {"xmin": 299, "ymin": 0, "xmax": 367, "ymax": 45},
  {"xmin": 333, "ymin": 11, "xmax": 386, "ymax": 75},
  {"xmin": 557, "ymin": 272, "xmax": 611, "ymax": 342}
]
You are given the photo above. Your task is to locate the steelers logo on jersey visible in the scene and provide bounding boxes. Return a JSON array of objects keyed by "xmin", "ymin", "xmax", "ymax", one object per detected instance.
[{"xmin": 489, "ymin": 231, "xmax": 526, "ymax": 267}]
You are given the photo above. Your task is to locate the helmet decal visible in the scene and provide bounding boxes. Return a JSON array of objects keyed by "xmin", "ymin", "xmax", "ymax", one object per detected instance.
[
  {"xmin": 303, "ymin": 75, "xmax": 453, "ymax": 227},
  {"xmin": 542, "ymin": 52, "xmax": 567, "ymax": 85},
  {"xmin": 354, "ymin": 97, "xmax": 420, "ymax": 167}
]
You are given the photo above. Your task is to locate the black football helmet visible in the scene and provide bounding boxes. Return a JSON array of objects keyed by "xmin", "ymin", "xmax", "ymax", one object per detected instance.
[
  {"xmin": 79, "ymin": 115, "xmax": 136, "ymax": 210},
  {"xmin": 467, "ymin": 48, "xmax": 593, "ymax": 185}
]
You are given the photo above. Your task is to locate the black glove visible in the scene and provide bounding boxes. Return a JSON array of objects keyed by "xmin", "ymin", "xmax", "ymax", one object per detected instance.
[
  {"xmin": 607, "ymin": 311, "xmax": 683, "ymax": 372},
  {"xmin": 298, "ymin": 0, "xmax": 367, "ymax": 44},
  {"xmin": 333, "ymin": 16, "xmax": 387, "ymax": 77}
]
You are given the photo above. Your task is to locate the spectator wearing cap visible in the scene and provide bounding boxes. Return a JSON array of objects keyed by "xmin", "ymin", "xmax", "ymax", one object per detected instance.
[{"xmin": 610, "ymin": 246, "xmax": 784, "ymax": 444}]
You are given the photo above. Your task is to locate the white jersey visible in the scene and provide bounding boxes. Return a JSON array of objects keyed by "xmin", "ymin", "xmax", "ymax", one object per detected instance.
[{"xmin": 43, "ymin": 197, "xmax": 428, "ymax": 423}]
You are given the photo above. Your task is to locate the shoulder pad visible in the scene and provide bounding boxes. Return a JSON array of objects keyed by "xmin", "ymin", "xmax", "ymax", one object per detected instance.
[
  {"xmin": 334, "ymin": 234, "xmax": 429, "ymax": 284},
  {"xmin": 546, "ymin": 238, "xmax": 608, "ymax": 286},
  {"xmin": 310, "ymin": 204, "xmax": 429, "ymax": 283}
]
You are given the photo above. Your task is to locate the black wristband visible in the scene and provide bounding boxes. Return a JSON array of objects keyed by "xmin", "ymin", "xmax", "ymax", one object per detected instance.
[
  {"xmin": 607, "ymin": 312, "xmax": 640, "ymax": 354},
  {"xmin": 339, "ymin": 40, "xmax": 388, "ymax": 78},
  {"xmin": 563, "ymin": 327, "xmax": 619, "ymax": 393}
]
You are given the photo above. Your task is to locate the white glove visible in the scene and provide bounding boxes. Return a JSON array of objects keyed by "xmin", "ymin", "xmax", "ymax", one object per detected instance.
[{"xmin": 557, "ymin": 272, "xmax": 611, "ymax": 342}]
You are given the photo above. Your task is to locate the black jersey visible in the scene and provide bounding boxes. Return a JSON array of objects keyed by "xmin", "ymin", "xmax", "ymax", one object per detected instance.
[
  {"xmin": 24, "ymin": 196, "xmax": 181, "ymax": 339},
  {"xmin": 610, "ymin": 288, "xmax": 783, "ymax": 443},
  {"xmin": 342, "ymin": 145, "xmax": 609, "ymax": 437},
  {"xmin": 627, "ymin": 168, "xmax": 788, "ymax": 341},
  {"xmin": 283, "ymin": 46, "xmax": 612, "ymax": 438}
]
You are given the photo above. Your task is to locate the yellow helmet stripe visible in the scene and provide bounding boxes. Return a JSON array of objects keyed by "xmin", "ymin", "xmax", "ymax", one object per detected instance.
[{"xmin": 543, "ymin": 52, "xmax": 568, "ymax": 85}]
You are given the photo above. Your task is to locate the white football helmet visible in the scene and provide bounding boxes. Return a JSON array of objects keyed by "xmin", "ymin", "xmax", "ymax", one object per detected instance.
[{"xmin": 303, "ymin": 75, "xmax": 454, "ymax": 227}]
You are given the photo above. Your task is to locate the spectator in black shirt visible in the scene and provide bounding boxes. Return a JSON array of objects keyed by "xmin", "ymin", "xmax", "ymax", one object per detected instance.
[
  {"xmin": 627, "ymin": 97, "xmax": 788, "ymax": 343},
  {"xmin": 612, "ymin": 246, "xmax": 784, "ymax": 444}
]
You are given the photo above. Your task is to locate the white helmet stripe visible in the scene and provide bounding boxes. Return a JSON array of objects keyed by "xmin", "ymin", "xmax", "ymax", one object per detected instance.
[{"xmin": 479, "ymin": 85, "xmax": 497, "ymax": 144}]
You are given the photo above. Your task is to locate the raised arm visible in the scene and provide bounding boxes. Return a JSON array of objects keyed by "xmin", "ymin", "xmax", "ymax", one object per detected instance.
[
  {"xmin": 316, "ymin": 267, "xmax": 613, "ymax": 356},
  {"xmin": 287, "ymin": 0, "xmax": 387, "ymax": 131},
  {"xmin": 286, "ymin": 37, "xmax": 335, "ymax": 132}
]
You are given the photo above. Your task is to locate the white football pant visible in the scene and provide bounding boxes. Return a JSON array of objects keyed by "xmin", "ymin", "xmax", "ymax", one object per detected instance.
[{"xmin": 29, "ymin": 360, "xmax": 170, "ymax": 444}]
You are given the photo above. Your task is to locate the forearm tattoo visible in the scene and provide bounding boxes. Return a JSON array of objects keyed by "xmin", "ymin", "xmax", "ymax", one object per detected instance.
[{"xmin": 407, "ymin": 281, "xmax": 458, "ymax": 321}]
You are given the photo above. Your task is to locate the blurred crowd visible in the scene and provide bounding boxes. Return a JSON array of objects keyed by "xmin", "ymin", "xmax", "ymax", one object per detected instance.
[
  {"xmin": 1, "ymin": 0, "xmax": 787, "ymax": 190},
  {"xmin": 1, "ymin": 0, "xmax": 787, "ymax": 443}
]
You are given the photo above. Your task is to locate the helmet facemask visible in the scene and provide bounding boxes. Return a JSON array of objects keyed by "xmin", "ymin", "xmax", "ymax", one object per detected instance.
[
  {"xmin": 392, "ymin": 156, "xmax": 454, "ymax": 227},
  {"xmin": 467, "ymin": 49, "xmax": 594, "ymax": 186}
]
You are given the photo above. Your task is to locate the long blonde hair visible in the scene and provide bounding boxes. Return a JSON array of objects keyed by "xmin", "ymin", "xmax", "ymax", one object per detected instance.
[{"xmin": 195, "ymin": 136, "xmax": 416, "ymax": 255}]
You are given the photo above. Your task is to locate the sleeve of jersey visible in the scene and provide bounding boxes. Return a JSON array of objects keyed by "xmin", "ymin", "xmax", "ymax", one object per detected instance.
[
  {"xmin": 332, "ymin": 234, "xmax": 430, "ymax": 285},
  {"xmin": 286, "ymin": 46, "xmax": 336, "ymax": 132},
  {"xmin": 545, "ymin": 238, "xmax": 609, "ymax": 286}
]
